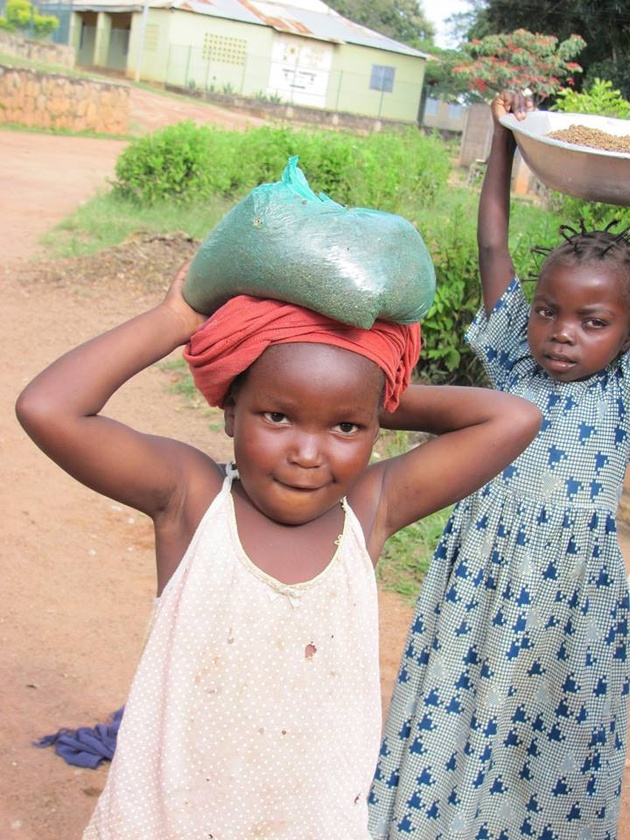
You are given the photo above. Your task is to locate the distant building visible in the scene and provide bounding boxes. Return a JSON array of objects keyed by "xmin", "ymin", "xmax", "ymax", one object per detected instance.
[
  {"xmin": 57, "ymin": 0, "xmax": 427, "ymax": 122},
  {"xmin": 421, "ymin": 96, "xmax": 466, "ymax": 133}
]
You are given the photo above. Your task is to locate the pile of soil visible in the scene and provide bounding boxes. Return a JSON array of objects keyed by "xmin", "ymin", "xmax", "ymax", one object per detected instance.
[
  {"xmin": 548, "ymin": 124, "xmax": 630, "ymax": 153},
  {"xmin": 23, "ymin": 231, "xmax": 200, "ymax": 296}
]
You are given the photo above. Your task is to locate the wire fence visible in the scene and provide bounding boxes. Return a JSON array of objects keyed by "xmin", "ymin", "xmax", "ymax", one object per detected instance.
[{"xmin": 160, "ymin": 42, "xmax": 421, "ymax": 120}]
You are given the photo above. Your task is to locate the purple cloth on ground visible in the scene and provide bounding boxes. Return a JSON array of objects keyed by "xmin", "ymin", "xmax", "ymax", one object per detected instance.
[{"xmin": 34, "ymin": 707, "xmax": 124, "ymax": 769}]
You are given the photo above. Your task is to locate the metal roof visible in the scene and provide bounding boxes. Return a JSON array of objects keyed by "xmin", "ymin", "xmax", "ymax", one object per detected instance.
[{"xmin": 67, "ymin": 0, "xmax": 426, "ymax": 58}]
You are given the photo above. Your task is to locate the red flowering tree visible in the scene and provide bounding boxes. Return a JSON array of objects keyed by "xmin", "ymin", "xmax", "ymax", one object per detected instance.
[{"xmin": 453, "ymin": 29, "xmax": 586, "ymax": 104}]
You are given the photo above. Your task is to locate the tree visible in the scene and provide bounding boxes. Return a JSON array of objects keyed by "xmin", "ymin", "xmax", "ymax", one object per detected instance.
[
  {"xmin": 0, "ymin": 0, "xmax": 59, "ymax": 37},
  {"xmin": 324, "ymin": 0, "xmax": 435, "ymax": 46},
  {"xmin": 415, "ymin": 44, "xmax": 472, "ymax": 102},
  {"xmin": 465, "ymin": 0, "xmax": 630, "ymax": 99},
  {"xmin": 453, "ymin": 28, "xmax": 586, "ymax": 103}
]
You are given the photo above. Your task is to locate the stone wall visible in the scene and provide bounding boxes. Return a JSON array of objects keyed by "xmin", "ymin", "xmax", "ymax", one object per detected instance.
[
  {"xmin": 0, "ymin": 30, "xmax": 75, "ymax": 68},
  {"xmin": 0, "ymin": 65, "xmax": 129, "ymax": 134}
]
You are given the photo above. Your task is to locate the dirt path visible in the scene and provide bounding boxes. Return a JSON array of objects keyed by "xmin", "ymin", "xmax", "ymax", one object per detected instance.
[{"xmin": 1, "ymin": 85, "xmax": 628, "ymax": 838}]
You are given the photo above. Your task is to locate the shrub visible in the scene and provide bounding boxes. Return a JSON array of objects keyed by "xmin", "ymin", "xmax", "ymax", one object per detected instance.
[
  {"xmin": 112, "ymin": 121, "xmax": 235, "ymax": 205},
  {"xmin": 552, "ymin": 78, "xmax": 630, "ymax": 119},
  {"xmin": 111, "ymin": 122, "xmax": 451, "ymax": 210},
  {"xmin": 548, "ymin": 79, "xmax": 630, "ymax": 229}
]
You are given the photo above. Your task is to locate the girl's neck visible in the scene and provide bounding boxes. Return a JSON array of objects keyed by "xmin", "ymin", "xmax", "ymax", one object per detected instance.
[{"xmin": 230, "ymin": 482, "xmax": 345, "ymax": 585}]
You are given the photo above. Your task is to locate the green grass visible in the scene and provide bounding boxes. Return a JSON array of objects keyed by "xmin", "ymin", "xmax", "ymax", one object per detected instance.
[
  {"xmin": 377, "ymin": 507, "xmax": 451, "ymax": 601},
  {"xmin": 0, "ymin": 120, "xmax": 130, "ymax": 141},
  {"xmin": 40, "ymin": 191, "xmax": 234, "ymax": 258}
]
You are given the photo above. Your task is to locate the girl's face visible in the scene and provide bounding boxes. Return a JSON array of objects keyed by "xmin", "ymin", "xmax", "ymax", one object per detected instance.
[
  {"xmin": 527, "ymin": 262, "xmax": 630, "ymax": 382},
  {"xmin": 224, "ymin": 342, "xmax": 382, "ymax": 526}
]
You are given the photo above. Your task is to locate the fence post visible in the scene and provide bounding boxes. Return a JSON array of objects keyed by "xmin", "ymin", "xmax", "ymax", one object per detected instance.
[
  {"xmin": 185, "ymin": 44, "xmax": 191, "ymax": 88},
  {"xmin": 335, "ymin": 69, "xmax": 342, "ymax": 111}
]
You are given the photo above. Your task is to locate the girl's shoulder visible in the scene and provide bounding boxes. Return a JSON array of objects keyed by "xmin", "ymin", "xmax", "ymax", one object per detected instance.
[
  {"xmin": 154, "ymin": 452, "xmax": 226, "ymax": 593},
  {"xmin": 466, "ymin": 279, "xmax": 532, "ymax": 386},
  {"xmin": 467, "ymin": 278, "xmax": 528, "ymax": 342},
  {"xmin": 617, "ymin": 348, "xmax": 630, "ymax": 378}
]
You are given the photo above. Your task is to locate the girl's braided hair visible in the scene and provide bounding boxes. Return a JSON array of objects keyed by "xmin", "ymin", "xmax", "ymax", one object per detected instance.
[{"xmin": 533, "ymin": 220, "xmax": 630, "ymax": 300}]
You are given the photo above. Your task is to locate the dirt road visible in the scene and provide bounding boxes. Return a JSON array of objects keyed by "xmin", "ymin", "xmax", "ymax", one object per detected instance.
[{"xmin": 1, "ymin": 84, "xmax": 628, "ymax": 838}]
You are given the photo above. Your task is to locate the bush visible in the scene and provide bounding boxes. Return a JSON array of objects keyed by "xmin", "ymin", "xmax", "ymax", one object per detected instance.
[
  {"xmin": 552, "ymin": 78, "xmax": 630, "ymax": 119},
  {"xmin": 545, "ymin": 80, "xmax": 630, "ymax": 230},
  {"xmin": 111, "ymin": 121, "xmax": 451, "ymax": 210},
  {"xmin": 112, "ymin": 121, "xmax": 236, "ymax": 205}
]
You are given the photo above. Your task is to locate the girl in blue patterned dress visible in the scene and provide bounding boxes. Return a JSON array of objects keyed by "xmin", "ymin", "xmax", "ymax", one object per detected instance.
[{"xmin": 369, "ymin": 91, "xmax": 630, "ymax": 840}]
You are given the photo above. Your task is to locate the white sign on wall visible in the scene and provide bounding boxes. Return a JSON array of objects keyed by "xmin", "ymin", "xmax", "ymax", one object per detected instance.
[{"xmin": 268, "ymin": 34, "xmax": 332, "ymax": 107}]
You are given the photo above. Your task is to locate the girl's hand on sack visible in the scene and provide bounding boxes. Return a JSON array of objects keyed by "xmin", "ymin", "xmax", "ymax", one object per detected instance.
[
  {"xmin": 491, "ymin": 89, "xmax": 534, "ymax": 124},
  {"xmin": 162, "ymin": 261, "xmax": 208, "ymax": 342}
]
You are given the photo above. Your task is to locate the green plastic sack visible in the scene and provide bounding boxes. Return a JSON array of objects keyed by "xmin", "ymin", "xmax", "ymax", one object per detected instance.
[{"xmin": 183, "ymin": 156, "xmax": 435, "ymax": 329}]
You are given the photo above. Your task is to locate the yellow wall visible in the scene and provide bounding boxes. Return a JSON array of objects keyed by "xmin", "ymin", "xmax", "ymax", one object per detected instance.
[{"xmin": 329, "ymin": 42, "xmax": 424, "ymax": 122}]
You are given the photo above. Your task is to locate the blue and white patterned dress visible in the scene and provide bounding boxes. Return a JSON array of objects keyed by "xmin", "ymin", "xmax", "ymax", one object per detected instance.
[{"xmin": 369, "ymin": 280, "xmax": 630, "ymax": 840}]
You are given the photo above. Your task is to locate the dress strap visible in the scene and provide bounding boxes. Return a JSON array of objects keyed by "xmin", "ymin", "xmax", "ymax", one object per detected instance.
[{"xmin": 225, "ymin": 462, "xmax": 240, "ymax": 483}]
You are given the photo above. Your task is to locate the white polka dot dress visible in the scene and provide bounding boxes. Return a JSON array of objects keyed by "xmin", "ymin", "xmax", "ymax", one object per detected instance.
[
  {"xmin": 369, "ymin": 281, "xmax": 630, "ymax": 840},
  {"xmin": 84, "ymin": 466, "xmax": 381, "ymax": 839}
]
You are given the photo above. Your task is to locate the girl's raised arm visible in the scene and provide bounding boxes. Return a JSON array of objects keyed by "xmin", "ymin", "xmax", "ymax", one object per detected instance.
[
  {"xmin": 15, "ymin": 264, "xmax": 210, "ymax": 520},
  {"xmin": 478, "ymin": 91, "xmax": 531, "ymax": 314},
  {"xmin": 360, "ymin": 384, "xmax": 540, "ymax": 559}
]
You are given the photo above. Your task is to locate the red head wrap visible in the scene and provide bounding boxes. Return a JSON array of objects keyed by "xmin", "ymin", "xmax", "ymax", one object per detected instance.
[{"xmin": 183, "ymin": 295, "xmax": 420, "ymax": 412}]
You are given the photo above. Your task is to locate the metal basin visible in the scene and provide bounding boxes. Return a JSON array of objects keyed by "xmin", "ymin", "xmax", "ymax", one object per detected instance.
[{"xmin": 499, "ymin": 111, "xmax": 630, "ymax": 206}]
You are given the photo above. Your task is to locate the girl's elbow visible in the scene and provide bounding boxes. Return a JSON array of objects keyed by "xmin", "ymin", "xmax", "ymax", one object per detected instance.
[
  {"xmin": 515, "ymin": 399, "xmax": 542, "ymax": 445},
  {"xmin": 15, "ymin": 385, "xmax": 62, "ymax": 442},
  {"xmin": 15, "ymin": 386, "xmax": 39, "ymax": 431}
]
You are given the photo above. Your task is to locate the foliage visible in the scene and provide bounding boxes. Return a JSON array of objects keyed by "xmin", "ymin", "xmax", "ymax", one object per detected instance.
[
  {"xmin": 377, "ymin": 506, "xmax": 451, "ymax": 599},
  {"xmin": 418, "ymin": 45, "xmax": 473, "ymax": 103},
  {"xmin": 583, "ymin": 59, "xmax": 630, "ymax": 105},
  {"xmin": 111, "ymin": 121, "xmax": 451, "ymax": 210},
  {"xmin": 410, "ymin": 188, "xmax": 562, "ymax": 385},
  {"xmin": 416, "ymin": 200, "xmax": 482, "ymax": 384},
  {"xmin": 0, "ymin": 0, "xmax": 59, "ymax": 36},
  {"xmin": 548, "ymin": 78, "xmax": 630, "ymax": 225},
  {"xmin": 552, "ymin": 77, "xmax": 630, "ymax": 119},
  {"xmin": 453, "ymin": 29, "xmax": 585, "ymax": 103},
  {"xmin": 464, "ymin": 0, "xmax": 630, "ymax": 100},
  {"xmin": 324, "ymin": 0, "xmax": 434, "ymax": 46},
  {"xmin": 113, "ymin": 121, "xmax": 236, "ymax": 204}
]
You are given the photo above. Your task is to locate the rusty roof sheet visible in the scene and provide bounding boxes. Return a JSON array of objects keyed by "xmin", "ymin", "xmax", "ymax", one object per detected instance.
[{"xmin": 67, "ymin": 0, "xmax": 425, "ymax": 57}]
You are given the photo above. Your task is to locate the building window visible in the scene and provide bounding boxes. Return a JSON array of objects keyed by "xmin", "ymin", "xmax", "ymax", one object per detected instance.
[
  {"xmin": 447, "ymin": 102, "xmax": 464, "ymax": 120},
  {"xmin": 370, "ymin": 65, "xmax": 395, "ymax": 93},
  {"xmin": 424, "ymin": 97, "xmax": 439, "ymax": 116}
]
